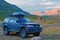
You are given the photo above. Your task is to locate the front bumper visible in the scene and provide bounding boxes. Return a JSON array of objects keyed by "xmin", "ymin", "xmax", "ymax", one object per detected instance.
[{"xmin": 26, "ymin": 27, "xmax": 42, "ymax": 33}]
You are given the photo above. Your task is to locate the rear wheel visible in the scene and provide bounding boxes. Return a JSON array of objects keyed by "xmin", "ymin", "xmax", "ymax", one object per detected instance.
[
  {"xmin": 16, "ymin": 32, "xmax": 19, "ymax": 35},
  {"xmin": 4, "ymin": 27, "xmax": 9, "ymax": 35},
  {"xmin": 33, "ymin": 32, "xmax": 40, "ymax": 36},
  {"xmin": 20, "ymin": 28, "xmax": 28, "ymax": 38}
]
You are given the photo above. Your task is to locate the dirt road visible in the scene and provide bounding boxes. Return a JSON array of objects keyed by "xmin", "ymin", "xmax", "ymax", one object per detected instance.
[{"xmin": 0, "ymin": 22, "xmax": 60, "ymax": 40}]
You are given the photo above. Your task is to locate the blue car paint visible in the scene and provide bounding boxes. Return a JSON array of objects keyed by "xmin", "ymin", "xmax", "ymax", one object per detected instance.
[{"xmin": 3, "ymin": 17, "xmax": 42, "ymax": 33}]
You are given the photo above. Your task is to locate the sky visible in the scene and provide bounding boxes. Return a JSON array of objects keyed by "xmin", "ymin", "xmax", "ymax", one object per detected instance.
[{"xmin": 5, "ymin": 0, "xmax": 60, "ymax": 12}]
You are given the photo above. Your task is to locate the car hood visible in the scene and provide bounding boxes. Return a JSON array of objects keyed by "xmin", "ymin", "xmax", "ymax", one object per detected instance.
[{"xmin": 25, "ymin": 22, "xmax": 39, "ymax": 24}]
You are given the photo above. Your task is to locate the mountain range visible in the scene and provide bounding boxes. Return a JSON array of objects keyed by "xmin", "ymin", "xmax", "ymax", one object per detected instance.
[{"xmin": 30, "ymin": 8, "xmax": 60, "ymax": 16}]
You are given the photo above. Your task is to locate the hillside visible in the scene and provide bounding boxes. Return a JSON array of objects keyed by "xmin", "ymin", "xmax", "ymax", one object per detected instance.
[{"xmin": 0, "ymin": 0, "xmax": 30, "ymax": 20}]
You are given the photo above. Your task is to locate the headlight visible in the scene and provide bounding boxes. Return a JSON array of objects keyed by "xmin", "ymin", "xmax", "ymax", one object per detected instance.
[
  {"xmin": 27, "ymin": 25, "xmax": 33, "ymax": 27},
  {"xmin": 40, "ymin": 25, "xmax": 43, "ymax": 27}
]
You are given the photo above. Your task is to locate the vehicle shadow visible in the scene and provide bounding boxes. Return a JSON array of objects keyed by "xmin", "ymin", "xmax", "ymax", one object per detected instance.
[{"xmin": 8, "ymin": 33, "xmax": 33, "ymax": 38}]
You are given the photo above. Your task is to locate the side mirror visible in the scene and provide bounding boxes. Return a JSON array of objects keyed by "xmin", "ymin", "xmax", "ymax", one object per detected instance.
[{"xmin": 16, "ymin": 20, "xmax": 20, "ymax": 23}]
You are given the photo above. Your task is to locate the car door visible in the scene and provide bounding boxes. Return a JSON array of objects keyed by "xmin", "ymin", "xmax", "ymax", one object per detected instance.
[
  {"xmin": 8, "ymin": 18, "xmax": 15, "ymax": 31},
  {"xmin": 11, "ymin": 18, "xmax": 20, "ymax": 32}
]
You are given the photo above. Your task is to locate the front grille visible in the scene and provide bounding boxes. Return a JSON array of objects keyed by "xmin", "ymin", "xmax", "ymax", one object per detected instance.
[
  {"xmin": 33, "ymin": 25, "xmax": 40, "ymax": 27},
  {"xmin": 28, "ymin": 27, "xmax": 40, "ymax": 32}
]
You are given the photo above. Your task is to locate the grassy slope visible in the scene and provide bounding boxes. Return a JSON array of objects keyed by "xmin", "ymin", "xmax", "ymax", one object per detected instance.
[
  {"xmin": 0, "ymin": 1, "xmax": 30, "ymax": 21},
  {"xmin": 0, "ymin": 1, "xmax": 19, "ymax": 21}
]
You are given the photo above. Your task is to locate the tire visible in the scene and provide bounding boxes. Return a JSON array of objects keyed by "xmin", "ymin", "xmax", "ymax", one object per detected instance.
[
  {"xmin": 20, "ymin": 28, "xmax": 27, "ymax": 38},
  {"xmin": 4, "ymin": 27, "xmax": 9, "ymax": 35},
  {"xmin": 16, "ymin": 32, "xmax": 19, "ymax": 35},
  {"xmin": 33, "ymin": 32, "xmax": 40, "ymax": 36}
]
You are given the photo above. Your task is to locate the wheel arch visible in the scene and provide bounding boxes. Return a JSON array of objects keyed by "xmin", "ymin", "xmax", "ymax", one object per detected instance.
[
  {"xmin": 19, "ymin": 26, "xmax": 26, "ymax": 31},
  {"xmin": 20, "ymin": 26, "xmax": 25, "ymax": 30},
  {"xmin": 3, "ymin": 25, "xmax": 8, "ymax": 30},
  {"xmin": 4, "ymin": 25, "xmax": 8, "ymax": 28}
]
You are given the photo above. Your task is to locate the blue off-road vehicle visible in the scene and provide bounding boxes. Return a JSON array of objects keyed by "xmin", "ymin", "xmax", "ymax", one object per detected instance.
[{"xmin": 3, "ymin": 12, "xmax": 42, "ymax": 38}]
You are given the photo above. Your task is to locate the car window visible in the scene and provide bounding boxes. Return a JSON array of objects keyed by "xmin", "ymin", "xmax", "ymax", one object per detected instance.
[
  {"xmin": 24, "ymin": 18, "xmax": 31, "ymax": 22},
  {"xmin": 4, "ymin": 18, "xmax": 9, "ymax": 22},
  {"xmin": 9, "ymin": 17, "xmax": 18, "ymax": 23},
  {"xmin": 19, "ymin": 18, "xmax": 31, "ymax": 22}
]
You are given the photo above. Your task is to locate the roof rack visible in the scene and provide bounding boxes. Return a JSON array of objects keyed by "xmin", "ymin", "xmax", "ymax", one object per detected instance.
[{"xmin": 10, "ymin": 12, "xmax": 25, "ymax": 18}]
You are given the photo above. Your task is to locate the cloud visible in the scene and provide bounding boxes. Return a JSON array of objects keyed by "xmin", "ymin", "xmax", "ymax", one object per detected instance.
[
  {"xmin": 47, "ymin": 6, "xmax": 60, "ymax": 9},
  {"xmin": 5, "ymin": 0, "xmax": 22, "ymax": 4},
  {"xmin": 42, "ymin": 0, "xmax": 47, "ymax": 1},
  {"xmin": 5, "ymin": 0, "xmax": 40, "ymax": 6},
  {"xmin": 5, "ymin": 0, "xmax": 60, "ymax": 12},
  {"xmin": 5, "ymin": 0, "xmax": 56, "ymax": 6},
  {"xmin": 41, "ymin": 2, "xmax": 56, "ymax": 5}
]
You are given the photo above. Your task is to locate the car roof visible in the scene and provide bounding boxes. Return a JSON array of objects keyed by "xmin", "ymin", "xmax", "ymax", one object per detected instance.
[
  {"xmin": 10, "ymin": 12, "xmax": 25, "ymax": 17},
  {"xmin": 12, "ymin": 12, "xmax": 24, "ymax": 15}
]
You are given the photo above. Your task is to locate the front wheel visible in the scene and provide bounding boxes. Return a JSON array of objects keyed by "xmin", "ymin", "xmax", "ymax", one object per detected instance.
[
  {"xmin": 4, "ymin": 27, "xmax": 9, "ymax": 35},
  {"xmin": 33, "ymin": 32, "xmax": 40, "ymax": 36},
  {"xmin": 20, "ymin": 28, "xmax": 28, "ymax": 38}
]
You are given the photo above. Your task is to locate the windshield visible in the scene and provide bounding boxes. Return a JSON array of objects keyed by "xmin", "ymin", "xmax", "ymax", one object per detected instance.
[
  {"xmin": 19, "ymin": 18, "xmax": 31, "ymax": 23},
  {"xmin": 24, "ymin": 18, "xmax": 31, "ymax": 22}
]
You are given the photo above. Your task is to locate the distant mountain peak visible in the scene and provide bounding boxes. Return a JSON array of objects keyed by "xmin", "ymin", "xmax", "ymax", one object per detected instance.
[{"xmin": 30, "ymin": 9, "xmax": 60, "ymax": 16}]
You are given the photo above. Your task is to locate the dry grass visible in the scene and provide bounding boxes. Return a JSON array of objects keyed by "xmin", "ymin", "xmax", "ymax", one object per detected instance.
[
  {"xmin": 47, "ymin": 20, "xmax": 60, "ymax": 24},
  {"xmin": 40, "ymin": 26, "xmax": 60, "ymax": 40},
  {"xmin": 41, "ymin": 26, "xmax": 60, "ymax": 35},
  {"xmin": 40, "ymin": 20, "xmax": 60, "ymax": 25}
]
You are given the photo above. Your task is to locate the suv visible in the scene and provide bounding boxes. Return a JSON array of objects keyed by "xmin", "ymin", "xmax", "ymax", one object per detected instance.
[{"xmin": 3, "ymin": 12, "xmax": 42, "ymax": 38}]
